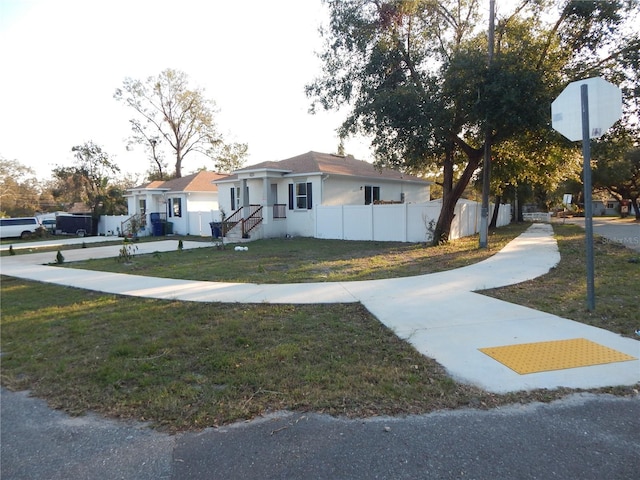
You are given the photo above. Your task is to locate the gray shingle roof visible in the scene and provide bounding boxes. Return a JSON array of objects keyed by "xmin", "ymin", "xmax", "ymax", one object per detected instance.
[
  {"xmin": 134, "ymin": 171, "xmax": 228, "ymax": 193},
  {"xmin": 235, "ymin": 151, "xmax": 430, "ymax": 183}
]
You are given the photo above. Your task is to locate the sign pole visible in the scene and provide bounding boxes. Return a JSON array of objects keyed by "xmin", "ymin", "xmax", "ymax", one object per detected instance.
[
  {"xmin": 552, "ymin": 76, "xmax": 621, "ymax": 312},
  {"xmin": 581, "ymin": 84, "xmax": 596, "ymax": 311}
]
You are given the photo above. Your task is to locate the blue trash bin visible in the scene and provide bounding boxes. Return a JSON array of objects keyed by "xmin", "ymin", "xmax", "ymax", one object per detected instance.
[
  {"xmin": 210, "ymin": 222, "xmax": 222, "ymax": 239},
  {"xmin": 152, "ymin": 221, "xmax": 165, "ymax": 236}
]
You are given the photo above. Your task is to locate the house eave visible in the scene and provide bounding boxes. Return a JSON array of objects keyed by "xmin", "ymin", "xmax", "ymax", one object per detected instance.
[
  {"xmin": 124, "ymin": 187, "xmax": 170, "ymax": 197},
  {"xmin": 287, "ymin": 171, "xmax": 432, "ymax": 185}
]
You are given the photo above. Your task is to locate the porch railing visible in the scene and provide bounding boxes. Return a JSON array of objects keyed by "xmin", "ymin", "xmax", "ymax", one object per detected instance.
[
  {"xmin": 242, "ymin": 206, "xmax": 263, "ymax": 237},
  {"xmin": 121, "ymin": 213, "xmax": 146, "ymax": 236},
  {"xmin": 223, "ymin": 205, "xmax": 264, "ymax": 238},
  {"xmin": 273, "ymin": 204, "xmax": 287, "ymax": 219},
  {"xmin": 223, "ymin": 206, "xmax": 245, "ymax": 232}
]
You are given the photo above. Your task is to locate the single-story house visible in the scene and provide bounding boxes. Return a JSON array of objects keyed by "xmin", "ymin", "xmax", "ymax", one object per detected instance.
[
  {"xmin": 592, "ymin": 198, "xmax": 623, "ymax": 216},
  {"xmin": 214, "ymin": 151, "xmax": 432, "ymax": 239},
  {"xmin": 124, "ymin": 171, "xmax": 228, "ymax": 236}
]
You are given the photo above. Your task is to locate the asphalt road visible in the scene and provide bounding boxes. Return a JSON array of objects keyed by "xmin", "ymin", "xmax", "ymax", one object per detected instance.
[
  {"xmin": 560, "ymin": 216, "xmax": 640, "ymax": 252},
  {"xmin": 1, "ymin": 388, "xmax": 638, "ymax": 480}
]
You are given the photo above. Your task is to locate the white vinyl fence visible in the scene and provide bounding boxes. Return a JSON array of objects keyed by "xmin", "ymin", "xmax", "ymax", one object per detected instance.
[
  {"xmin": 315, "ymin": 199, "xmax": 511, "ymax": 243},
  {"xmin": 187, "ymin": 210, "xmax": 221, "ymax": 237},
  {"xmin": 99, "ymin": 211, "xmax": 221, "ymax": 237},
  {"xmin": 98, "ymin": 215, "xmax": 128, "ymax": 237}
]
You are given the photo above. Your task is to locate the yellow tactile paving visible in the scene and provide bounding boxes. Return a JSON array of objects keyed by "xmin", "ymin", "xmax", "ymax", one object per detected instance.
[{"xmin": 479, "ymin": 338, "xmax": 637, "ymax": 375}]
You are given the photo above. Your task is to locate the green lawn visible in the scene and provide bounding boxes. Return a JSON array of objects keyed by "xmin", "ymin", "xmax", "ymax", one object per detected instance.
[
  {"xmin": 1, "ymin": 222, "xmax": 637, "ymax": 432},
  {"xmin": 61, "ymin": 224, "xmax": 529, "ymax": 283}
]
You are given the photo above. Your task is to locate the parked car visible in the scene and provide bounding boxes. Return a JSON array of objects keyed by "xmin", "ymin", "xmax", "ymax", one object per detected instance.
[
  {"xmin": 41, "ymin": 219, "xmax": 56, "ymax": 234},
  {"xmin": 0, "ymin": 217, "xmax": 42, "ymax": 239}
]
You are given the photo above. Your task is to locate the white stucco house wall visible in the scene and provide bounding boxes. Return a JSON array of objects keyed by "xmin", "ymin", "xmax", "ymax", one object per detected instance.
[
  {"xmin": 214, "ymin": 151, "xmax": 432, "ymax": 239},
  {"xmin": 124, "ymin": 171, "xmax": 228, "ymax": 236}
]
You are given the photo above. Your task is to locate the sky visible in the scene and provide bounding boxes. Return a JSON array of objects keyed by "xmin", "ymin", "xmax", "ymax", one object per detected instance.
[{"xmin": 0, "ymin": 0, "xmax": 374, "ymax": 181}]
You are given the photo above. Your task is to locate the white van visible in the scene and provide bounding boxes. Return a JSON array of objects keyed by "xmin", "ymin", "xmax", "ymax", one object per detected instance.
[{"xmin": 0, "ymin": 217, "xmax": 42, "ymax": 239}]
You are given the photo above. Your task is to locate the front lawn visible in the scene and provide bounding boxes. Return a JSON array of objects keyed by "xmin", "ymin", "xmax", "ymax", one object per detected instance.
[{"xmin": 1, "ymin": 222, "xmax": 637, "ymax": 431}]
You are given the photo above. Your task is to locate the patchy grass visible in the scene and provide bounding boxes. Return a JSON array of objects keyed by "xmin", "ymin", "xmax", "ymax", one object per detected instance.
[
  {"xmin": 481, "ymin": 223, "xmax": 640, "ymax": 338},
  {"xmin": 1, "ymin": 222, "xmax": 638, "ymax": 432},
  {"xmin": 0, "ymin": 277, "xmax": 521, "ymax": 431},
  {"xmin": 61, "ymin": 224, "xmax": 529, "ymax": 283}
]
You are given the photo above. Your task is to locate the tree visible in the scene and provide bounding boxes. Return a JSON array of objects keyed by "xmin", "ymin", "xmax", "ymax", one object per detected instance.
[
  {"xmin": 592, "ymin": 125, "xmax": 640, "ymax": 219},
  {"xmin": 0, "ymin": 157, "xmax": 41, "ymax": 217},
  {"xmin": 128, "ymin": 119, "xmax": 168, "ymax": 181},
  {"xmin": 115, "ymin": 68, "xmax": 224, "ymax": 178},
  {"xmin": 52, "ymin": 142, "xmax": 126, "ymax": 219},
  {"xmin": 212, "ymin": 142, "xmax": 249, "ymax": 174},
  {"xmin": 486, "ymin": 130, "xmax": 582, "ymax": 225},
  {"xmin": 307, "ymin": 0, "xmax": 638, "ymax": 244}
]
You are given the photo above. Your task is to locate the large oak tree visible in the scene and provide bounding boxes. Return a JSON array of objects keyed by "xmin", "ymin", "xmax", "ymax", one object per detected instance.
[{"xmin": 307, "ymin": 0, "xmax": 639, "ymax": 244}]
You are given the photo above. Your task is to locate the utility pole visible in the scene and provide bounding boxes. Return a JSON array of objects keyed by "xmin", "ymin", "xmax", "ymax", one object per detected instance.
[{"xmin": 479, "ymin": 0, "xmax": 495, "ymax": 248}]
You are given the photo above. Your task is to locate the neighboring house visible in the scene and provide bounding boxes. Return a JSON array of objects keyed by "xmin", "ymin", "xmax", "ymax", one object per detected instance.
[
  {"xmin": 215, "ymin": 151, "xmax": 432, "ymax": 239},
  {"xmin": 124, "ymin": 171, "xmax": 228, "ymax": 236},
  {"xmin": 66, "ymin": 202, "xmax": 92, "ymax": 214},
  {"xmin": 592, "ymin": 198, "xmax": 621, "ymax": 216}
]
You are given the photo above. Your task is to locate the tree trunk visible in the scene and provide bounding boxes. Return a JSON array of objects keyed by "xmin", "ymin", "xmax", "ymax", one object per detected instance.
[
  {"xmin": 489, "ymin": 194, "xmax": 501, "ymax": 228},
  {"xmin": 431, "ymin": 144, "xmax": 483, "ymax": 245},
  {"xmin": 175, "ymin": 150, "xmax": 183, "ymax": 178},
  {"xmin": 432, "ymin": 146, "xmax": 454, "ymax": 245},
  {"xmin": 172, "ymin": 132, "xmax": 184, "ymax": 178},
  {"xmin": 433, "ymin": 194, "xmax": 457, "ymax": 244},
  {"xmin": 632, "ymin": 198, "xmax": 640, "ymax": 220}
]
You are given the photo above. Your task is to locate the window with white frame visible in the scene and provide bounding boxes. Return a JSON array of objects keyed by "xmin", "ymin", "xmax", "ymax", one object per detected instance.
[
  {"xmin": 172, "ymin": 197, "xmax": 182, "ymax": 217},
  {"xmin": 364, "ymin": 185, "xmax": 380, "ymax": 205},
  {"xmin": 288, "ymin": 182, "xmax": 313, "ymax": 210},
  {"xmin": 230, "ymin": 187, "xmax": 241, "ymax": 210},
  {"xmin": 296, "ymin": 182, "xmax": 309, "ymax": 209},
  {"xmin": 139, "ymin": 199, "xmax": 146, "ymax": 214}
]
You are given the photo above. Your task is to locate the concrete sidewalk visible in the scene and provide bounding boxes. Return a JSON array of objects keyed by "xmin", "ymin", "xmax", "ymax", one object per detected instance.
[{"xmin": 1, "ymin": 223, "xmax": 638, "ymax": 393}]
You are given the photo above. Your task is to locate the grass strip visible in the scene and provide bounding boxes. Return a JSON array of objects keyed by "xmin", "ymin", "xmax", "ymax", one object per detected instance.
[{"xmin": 481, "ymin": 224, "xmax": 639, "ymax": 338}]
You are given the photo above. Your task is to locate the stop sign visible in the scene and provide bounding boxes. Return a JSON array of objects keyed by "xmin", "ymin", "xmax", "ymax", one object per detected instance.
[{"xmin": 551, "ymin": 77, "xmax": 622, "ymax": 142}]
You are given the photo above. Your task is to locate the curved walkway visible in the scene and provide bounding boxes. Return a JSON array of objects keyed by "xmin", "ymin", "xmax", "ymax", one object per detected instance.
[{"xmin": 1, "ymin": 224, "xmax": 638, "ymax": 393}]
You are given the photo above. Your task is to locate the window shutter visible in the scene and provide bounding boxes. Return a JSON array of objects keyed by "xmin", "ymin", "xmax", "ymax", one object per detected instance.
[
  {"xmin": 307, "ymin": 182, "xmax": 313, "ymax": 209},
  {"xmin": 230, "ymin": 188, "xmax": 236, "ymax": 210},
  {"xmin": 288, "ymin": 184, "xmax": 294, "ymax": 210}
]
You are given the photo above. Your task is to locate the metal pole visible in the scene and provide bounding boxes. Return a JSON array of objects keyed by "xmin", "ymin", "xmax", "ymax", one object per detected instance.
[
  {"xmin": 479, "ymin": 0, "xmax": 495, "ymax": 248},
  {"xmin": 581, "ymin": 84, "xmax": 596, "ymax": 311}
]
